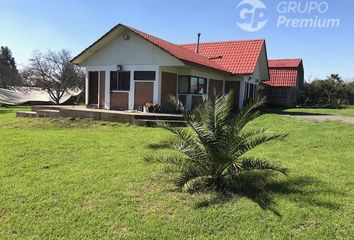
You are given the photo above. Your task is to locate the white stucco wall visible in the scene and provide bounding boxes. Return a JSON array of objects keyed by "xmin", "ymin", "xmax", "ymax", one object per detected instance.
[{"xmin": 81, "ymin": 30, "xmax": 184, "ymax": 67}]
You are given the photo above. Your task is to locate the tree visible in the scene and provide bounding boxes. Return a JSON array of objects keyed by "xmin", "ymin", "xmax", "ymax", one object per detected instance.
[
  {"xmin": 327, "ymin": 74, "xmax": 342, "ymax": 84},
  {"xmin": 298, "ymin": 74, "xmax": 354, "ymax": 108},
  {"xmin": 0, "ymin": 46, "xmax": 22, "ymax": 88},
  {"xmin": 26, "ymin": 49, "xmax": 84, "ymax": 104},
  {"xmin": 146, "ymin": 92, "xmax": 288, "ymax": 193}
]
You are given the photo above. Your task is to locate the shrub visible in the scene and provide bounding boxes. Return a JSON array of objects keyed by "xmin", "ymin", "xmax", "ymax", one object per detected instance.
[
  {"xmin": 298, "ymin": 74, "xmax": 354, "ymax": 108},
  {"xmin": 146, "ymin": 92, "xmax": 288, "ymax": 193}
]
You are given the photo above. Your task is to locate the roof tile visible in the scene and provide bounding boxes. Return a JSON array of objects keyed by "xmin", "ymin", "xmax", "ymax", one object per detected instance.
[
  {"xmin": 126, "ymin": 26, "xmax": 230, "ymax": 74},
  {"xmin": 268, "ymin": 59, "xmax": 302, "ymax": 68},
  {"xmin": 180, "ymin": 40, "xmax": 265, "ymax": 75},
  {"xmin": 264, "ymin": 59, "xmax": 303, "ymax": 87}
]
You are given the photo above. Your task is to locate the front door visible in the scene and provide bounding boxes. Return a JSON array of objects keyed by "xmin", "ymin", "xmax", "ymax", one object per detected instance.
[
  {"xmin": 88, "ymin": 71, "xmax": 98, "ymax": 105},
  {"xmin": 161, "ymin": 72, "xmax": 177, "ymax": 112},
  {"xmin": 134, "ymin": 82, "xmax": 154, "ymax": 110}
]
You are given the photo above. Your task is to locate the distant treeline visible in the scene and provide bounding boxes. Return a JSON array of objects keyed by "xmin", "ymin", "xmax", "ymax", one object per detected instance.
[{"xmin": 298, "ymin": 74, "xmax": 354, "ymax": 108}]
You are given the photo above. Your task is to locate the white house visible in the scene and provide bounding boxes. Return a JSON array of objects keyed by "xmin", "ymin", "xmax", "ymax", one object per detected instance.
[{"xmin": 71, "ymin": 23, "xmax": 269, "ymax": 112}]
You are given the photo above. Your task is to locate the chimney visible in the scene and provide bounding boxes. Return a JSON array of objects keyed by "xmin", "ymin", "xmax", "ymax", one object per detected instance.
[{"xmin": 196, "ymin": 33, "xmax": 201, "ymax": 53}]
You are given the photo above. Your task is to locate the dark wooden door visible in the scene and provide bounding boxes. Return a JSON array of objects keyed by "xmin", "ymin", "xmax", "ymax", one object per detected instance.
[
  {"xmin": 134, "ymin": 82, "xmax": 153, "ymax": 110},
  {"xmin": 99, "ymin": 71, "xmax": 105, "ymax": 108},
  {"xmin": 88, "ymin": 71, "xmax": 98, "ymax": 105},
  {"xmin": 224, "ymin": 81, "xmax": 240, "ymax": 110},
  {"xmin": 208, "ymin": 79, "xmax": 224, "ymax": 100},
  {"xmin": 161, "ymin": 72, "xmax": 177, "ymax": 112}
]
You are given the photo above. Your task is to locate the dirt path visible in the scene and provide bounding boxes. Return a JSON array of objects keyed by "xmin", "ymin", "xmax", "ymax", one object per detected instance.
[{"xmin": 288, "ymin": 115, "xmax": 354, "ymax": 125}]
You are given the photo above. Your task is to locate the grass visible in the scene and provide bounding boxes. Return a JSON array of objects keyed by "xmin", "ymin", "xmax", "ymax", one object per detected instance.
[{"xmin": 0, "ymin": 107, "xmax": 353, "ymax": 239}]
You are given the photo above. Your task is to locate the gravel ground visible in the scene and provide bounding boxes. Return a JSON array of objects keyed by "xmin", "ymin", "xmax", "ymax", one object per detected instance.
[{"xmin": 289, "ymin": 115, "xmax": 354, "ymax": 125}]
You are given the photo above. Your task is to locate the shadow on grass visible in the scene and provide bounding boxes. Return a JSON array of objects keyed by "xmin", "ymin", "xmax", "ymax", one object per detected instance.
[
  {"xmin": 0, "ymin": 109, "xmax": 13, "ymax": 114},
  {"xmin": 148, "ymin": 139, "xmax": 175, "ymax": 149},
  {"xmin": 192, "ymin": 173, "xmax": 342, "ymax": 217},
  {"xmin": 148, "ymin": 143, "xmax": 342, "ymax": 216},
  {"xmin": 262, "ymin": 108, "xmax": 332, "ymax": 116}
]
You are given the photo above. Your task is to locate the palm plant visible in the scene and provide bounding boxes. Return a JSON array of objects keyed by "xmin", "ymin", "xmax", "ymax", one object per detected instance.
[{"xmin": 146, "ymin": 91, "xmax": 288, "ymax": 193}]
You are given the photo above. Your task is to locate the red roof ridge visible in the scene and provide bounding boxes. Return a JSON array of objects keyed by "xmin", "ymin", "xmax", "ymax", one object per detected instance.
[
  {"xmin": 268, "ymin": 59, "xmax": 303, "ymax": 68},
  {"xmin": 269, "ymin": 58, "xmax": 302, "ymax": 62},
  {"xmin": 122, "ymin": 24, "xmax": 176, "ymax": 45},
  {"xmin": 123, "ymin": 24, "xmax": 231, "ymax": 73},
  {"xmin": 180, "ymin": 39, "xmax": 265, "ymax": 46}
]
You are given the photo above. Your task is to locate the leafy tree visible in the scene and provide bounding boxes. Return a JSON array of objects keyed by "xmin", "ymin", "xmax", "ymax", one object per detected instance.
[
  {"xmin": 298, "ymin": 74, "xmax": 354, "ymax": 108},
  {"xmin": 25, "ymin": 49, "xmax": 84, "ymax": 104},
  {"xmin": 146, "ymin": 92, "xmax": 288, "ymax": 193},
  {"xmin": 0, "ymin": 46, "xmax": 22, "ymax": 88}
]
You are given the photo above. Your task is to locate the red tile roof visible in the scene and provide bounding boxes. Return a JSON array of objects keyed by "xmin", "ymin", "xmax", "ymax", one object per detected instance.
[
  {"xmin": 125, "ymin": 25, "xmax": 230, "ymax": 74},
  {"xmin": 72, "ymin": 24, "xmax": 266, "ymax": 75},
  {"xmin": 180, "ymin": 40, "xmax": 265, "ymax": 75},
  {"xmin": 265, "ymin": 69, "xmax": 298, "ymax": 87},
  {"xmin": 264, "ymin": 59, "xmax": 303, "ymax": 87},
  {"xmin": 268, "ymin": 59, "xmax": 302, "ymax": 68}
]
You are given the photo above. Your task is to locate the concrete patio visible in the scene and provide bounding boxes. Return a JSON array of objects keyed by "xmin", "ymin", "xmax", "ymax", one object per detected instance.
[{"xmin": 16, "ymin": 105, "xmax": 185, "ymax": 126}]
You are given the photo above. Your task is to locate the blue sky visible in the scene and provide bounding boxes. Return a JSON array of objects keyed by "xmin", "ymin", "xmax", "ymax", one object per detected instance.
[{"xmin": 1, "ymin": 0, "xmax": 353, "ymax": 81}]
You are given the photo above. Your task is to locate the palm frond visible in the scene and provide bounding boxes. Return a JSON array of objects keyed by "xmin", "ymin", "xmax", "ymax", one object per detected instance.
[
  {"xmin": 233, "ymin": 98, "xmax": 266, "ymax": 130},
  {"xmin": 239, "ymin": 157, "xmax": 289, "ymax": 175},
  {"xmin": 144, "ymin": 155, "xmax": 189, "ymax": 173},
  {"xmin": 239, "ymin": 128, "xmax": 269, "ymax": 139},
  {"xmin": 147, "ymin": 91, "xmax": 289, "ymax": 194},
  {"xmin": 181, "ymin": 175, "xmax": 214, "ymax": 192},
  {"xmin": 167, "ymin": 94, "xmax": 185, "ymax": 113},
  {"xmin": 234, "ymin": 132, "xmax": 288, "ymax": 158}
]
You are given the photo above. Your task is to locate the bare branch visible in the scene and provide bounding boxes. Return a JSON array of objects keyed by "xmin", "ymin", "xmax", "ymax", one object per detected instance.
[{"xmin": 25, "ymin": 49, "xmax": 84, "ymax": 104}]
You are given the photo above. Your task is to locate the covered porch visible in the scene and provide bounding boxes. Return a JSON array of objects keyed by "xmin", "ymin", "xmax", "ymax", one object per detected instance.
[{"xmin": 85, "ymin": 65, "xmax": 258, "ymax": 113}]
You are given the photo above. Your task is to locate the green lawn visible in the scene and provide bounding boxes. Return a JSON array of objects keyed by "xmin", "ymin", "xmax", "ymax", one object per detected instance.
[{"xmin": 0, "ymin": 107, "xmax": 353, "ymax": 239}]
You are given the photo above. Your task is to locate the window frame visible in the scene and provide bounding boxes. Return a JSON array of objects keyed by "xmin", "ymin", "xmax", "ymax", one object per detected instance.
[
  {"xmin": 178, "ymin": 76, "xmax": 190, "ymax": 94},
  {"xmin": 134, "ymin": 71, "xmax": 156, "ymax": 81},
  {"xmin": 110, "ymin": 71, "xmax": 118, "ymax": 91},
  {"xmin": 178, "ymin": 75, "xmax": 207, "ymax": 95},
  {"xmin": 110, "ymin": 71, "xmax": 131, "ymax": 92}
]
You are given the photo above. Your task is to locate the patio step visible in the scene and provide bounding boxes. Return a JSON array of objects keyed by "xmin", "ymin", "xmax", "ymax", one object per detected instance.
[
  {"xmin": 134, "ymin": 119, "xmax": 186, "ymax": 127},
  {"xmin": 31, "ymin": 105, "xmax": 61, "ymax": 112},
  {"xmin": 134, "ymin": 114, "xmax": 183, "ymax": 121},
  {"xmin": 37, "ymin": 109, "xmax": 61, "ymax": 118},
  {"xmin": 16, "ymin": 111, "xmax": 37, "ymax": 118}
]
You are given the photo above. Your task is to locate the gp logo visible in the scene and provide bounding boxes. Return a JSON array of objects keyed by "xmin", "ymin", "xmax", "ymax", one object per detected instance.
[{"xmin": 236, "ymin": 0, "xmax": 268, "ymax": 32}]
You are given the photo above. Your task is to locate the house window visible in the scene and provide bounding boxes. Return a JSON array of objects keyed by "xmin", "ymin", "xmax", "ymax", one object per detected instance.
[
  {"xmin": 110, "ymin": 71, "xmax": 130, "ymax": 91},
  {"xmin": 244, "ymin": 82, "xmax": 249, "ymax": 98},
  {"xmin": 110, "ymin": 72, "xmax": 118, "ymax": 90},
  {"xmin": 178, "ymin": 76, "xmax": 189, "ymax": 93},
  {"xmin": 250, "ymin": 84, "xmax": 254, "ymax": 99},
  {"xmin": 134, "ymin": 71, "xmax": 156, "ymax": 80},
  {"xmin": 178, "ymin": 76, "xmax": 207, "ymax": 94}
]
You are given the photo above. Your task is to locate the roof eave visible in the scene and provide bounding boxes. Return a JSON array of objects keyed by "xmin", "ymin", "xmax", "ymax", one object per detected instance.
[{"xmin": 71, "ymin": 23, "xmax": 126, "ymax": 65}]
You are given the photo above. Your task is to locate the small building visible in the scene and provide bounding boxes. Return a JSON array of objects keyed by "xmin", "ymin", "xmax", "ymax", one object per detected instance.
[
  {"xmin": 71, "ymin": 23, "xmax": 269, "ymax": 112},
  {"xmin": 263, "ymin": 59, "xmax": 304, "ymax": 108}
]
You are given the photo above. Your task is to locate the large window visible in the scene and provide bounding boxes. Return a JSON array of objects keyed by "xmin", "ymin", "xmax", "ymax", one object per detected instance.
[
  {"xmin": 178, "ymin": 76, "xmax": 189, "ymax": 93},
  {"xmin": 244, "ymin": 82, "xmax": 257, "ymax": 100},
  {"xmin": 178, "ymin": 76, "xmax": 207, "ymax": 94},
  {"xmin": 110, "ymin": 71, "xmax": 130, "ymax": 91},
  {"xmin": 134, "ymin": 71, "xmax": 156, "ymax": 80}
]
